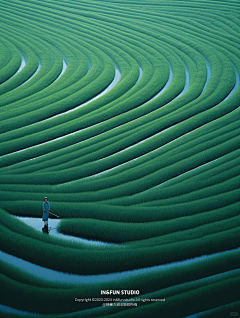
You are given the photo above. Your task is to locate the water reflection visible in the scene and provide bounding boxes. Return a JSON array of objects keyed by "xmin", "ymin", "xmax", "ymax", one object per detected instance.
[
  {"xmin": 11, "ymin": 215, "xmax": 119, "ymax": 246},
  {"xmin": 1, "ymin": 246, "xmax": 239, "ymax": 284}
]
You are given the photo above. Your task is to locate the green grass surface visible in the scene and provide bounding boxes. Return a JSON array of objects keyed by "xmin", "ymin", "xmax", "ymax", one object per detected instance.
[{"xmin": 0, "ymin": 0, "xmax": 239, "ymax": 317}]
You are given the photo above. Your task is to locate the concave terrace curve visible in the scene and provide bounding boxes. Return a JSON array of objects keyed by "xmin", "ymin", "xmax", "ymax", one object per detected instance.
[{"xmin": 0, "ymin": 0, "xmax": 240, "ymax": 317}]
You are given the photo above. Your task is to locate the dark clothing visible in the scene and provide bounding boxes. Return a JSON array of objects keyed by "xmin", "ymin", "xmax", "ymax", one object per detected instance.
[
  {"xmin": 42, "ymin": 201, "xmax": 50, "ymax": 221},
  {"xmin": 42, "ymin": 224, "xmax": 49, "ymax": 234}
]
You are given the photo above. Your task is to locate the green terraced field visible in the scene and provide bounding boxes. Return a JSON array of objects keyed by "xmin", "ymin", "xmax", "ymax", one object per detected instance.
[{"xmin": 0, "ymin": 0, "xmax": 239, "ymax": 317}]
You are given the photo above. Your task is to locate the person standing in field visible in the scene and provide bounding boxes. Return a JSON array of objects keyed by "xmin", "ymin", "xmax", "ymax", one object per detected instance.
[{"xmin": 42, "ymin": 196, "xmax": 50, "ymax": 227}]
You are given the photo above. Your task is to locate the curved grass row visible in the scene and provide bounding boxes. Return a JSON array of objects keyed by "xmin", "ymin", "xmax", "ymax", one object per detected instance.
[
  {"xmin": 59, "ymin": 214, "xmax": 240, "ymax": 243},
  {"xmin": 0, "ymin": 0, "xmax": 239, "ymax": 317},
  {"xmin": 1, "ymin": 254, "xmax": 240, "ymax": 316},
  {"xmin": 0, "ymin": 52, "xmax": 236, "ymax": 166},
  {"xmin": 1, "ymin": 209, "xmax": 240, "ymax": 275}
]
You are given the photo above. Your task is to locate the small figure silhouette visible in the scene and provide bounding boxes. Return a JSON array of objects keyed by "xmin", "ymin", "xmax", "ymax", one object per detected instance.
[
  {"xmin": 42, "ymin": 224, "xmax": 49, "ymax": 234},
  {"xmin": 42, "ymin": 197, "xmax": 50, "ymax": 233}
]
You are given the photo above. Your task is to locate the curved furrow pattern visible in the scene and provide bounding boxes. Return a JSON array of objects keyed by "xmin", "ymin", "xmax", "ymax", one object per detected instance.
[
  {"xmin": 81, "ymin": 66, "xmax": 239, "ymax": 189},
  {"xmin": 13, "ymin": 54, "xmax": 27, "ymax": 78},
  {"xmin": 0, "ymin": 0, "xmax": 239, "ymax": 317},
  {"xmin": 49, "ymin": 54, "xmax": 68, "ymax": 86},
  {"xmin": 19, "ymin": 60, "xmax": 42, "ymax": 87}
]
